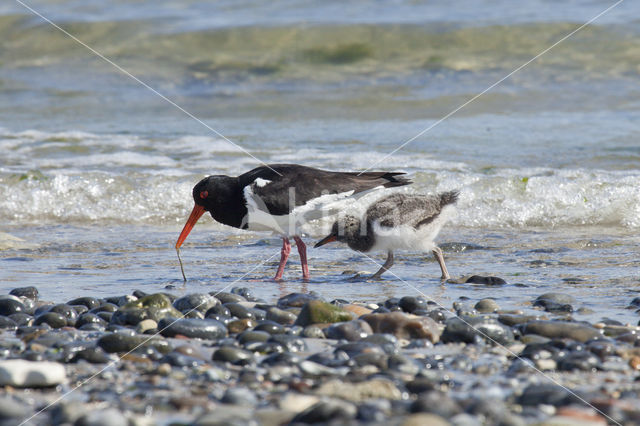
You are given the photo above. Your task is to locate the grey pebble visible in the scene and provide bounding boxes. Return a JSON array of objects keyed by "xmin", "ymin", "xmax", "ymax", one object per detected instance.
[
  {"xmin": 277, "ymin": 292, "xmax": 323, "ymax": 308},
  {"xmin": 265, "ymin": 306, "xmax": 297, "ymax": 325},
  {"xmin": 158, "ymin": 318, "xmax": 228, "ymax": 340},
  {"xmin": 474, "ymin": 298, "xmax": 499, "ymax": 313},
  {"xmin": 9, "ymin": 287, "xmax": 39, "ymax": 300},
  {"xmin": 212, "ymin": 346, "xmax": 255, "ymax": 365},
  {"xmin": 465, "ymin": 275, "xmax": 507, "ymax": 285},
  {"xmin": 520, "ymin": 320, "xmax": 602, "ymax": 342},
  {"xmin": 174, "ymin": 293, "xmax": 219, "ymax": 313},
  {"xmin": 0, "ymin": 298, "xmax": 25, "ymax": 316},
  {"xmin": 291, "ymin": 400, "xmax": 357, "ymax": 423},
  {"xmin": 411, "ymin": 390, "xmax": 462, "ymax": 417},
  {"xmin": 325, "ymin": 320, "xmax": 373, "ymax": 341},
  {"xmin": 75, "ymin": 407, "xmax": 128, "ymax": 426},
  {"xmin": 34, "ymin": 312, "xmax": 67, "ymax": 328},
  {"xmin": 214, "ymin": 292, "xmax": 247, "ymax": 304},
  {"xmin": 517, "ymin": 383, "xmax": 582, "ymax": 406},
  {"xmin": 97, "ymin": 332, "xmax": 171, "ymax": 354},
  {"xmin": 441, "ymin": 316, "xmax": 514, "ymax": 346},
  {"xmin": 221, "ymin": 387, "xmax": 258, "ymax": 406},
  {"xmin": 67, "ymin": 297, "xmax": 100, "ymax": 310}
]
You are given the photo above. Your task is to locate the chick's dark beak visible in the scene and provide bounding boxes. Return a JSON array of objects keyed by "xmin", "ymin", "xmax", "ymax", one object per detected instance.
[{"xmin": 314, "ymin": 234, "xmax": 337, "ymax": 248}]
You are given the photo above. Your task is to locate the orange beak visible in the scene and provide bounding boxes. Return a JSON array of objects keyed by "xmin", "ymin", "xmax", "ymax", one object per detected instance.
[
  {"xmin": 314, "ymin": 234, "xmax": 337, "ymax": 248},
  {"xmin": 175, "ymin": 204, "xmax": 206, "ymax": 249}
]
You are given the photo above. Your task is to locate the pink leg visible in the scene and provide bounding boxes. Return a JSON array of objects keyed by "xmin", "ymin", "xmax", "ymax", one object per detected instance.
[
  {"xmin": 293, "ymin": 236, "xmax": 310, "ymax": 280},
  {"xmin": 274, "ymin": 237, "xmax": 291, "ymax": 281}
]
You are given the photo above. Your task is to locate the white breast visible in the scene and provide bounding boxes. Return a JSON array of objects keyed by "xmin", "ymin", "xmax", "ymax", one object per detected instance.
[{"xmin": 369, "ymin": 204, "xmax": 457, "ymax": 252}]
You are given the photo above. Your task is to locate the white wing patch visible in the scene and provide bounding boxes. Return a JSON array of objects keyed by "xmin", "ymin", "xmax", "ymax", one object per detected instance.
[{"xmin": 254, "ymin": 178, "xmax": 272, "ymax": 188}]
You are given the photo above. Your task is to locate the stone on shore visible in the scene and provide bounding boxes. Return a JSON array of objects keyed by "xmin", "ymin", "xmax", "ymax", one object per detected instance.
[
  {"xmin": 158, "ymin": 318, "xmax": 227, "ymax": 340},
  {"xmin": 0, "ymin": 359, "xmax": 66, "ymax": 387},
  {"xmin": 294, "ymin": 300, "xmax": 354, "ymax": 326},
  {"xmin": 361, "ymin": 312, "xmax": 441, "ymax": 342},
  {"xmin": 520, "ymin": 320, "xmax": 603, "ymax": 342},
  {"xmin": 315, "ymin": 378, "xmax": 403, "ymax": 402}
]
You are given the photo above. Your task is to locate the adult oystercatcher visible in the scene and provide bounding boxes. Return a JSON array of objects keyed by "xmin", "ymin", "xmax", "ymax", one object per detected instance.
[
  {"xmin": 315, "ymin": 191, "xmax": 459, "ymax": 280},
  {"xmin": 175, "ymin": 164, "xmax": 411, "ymax": 280}
]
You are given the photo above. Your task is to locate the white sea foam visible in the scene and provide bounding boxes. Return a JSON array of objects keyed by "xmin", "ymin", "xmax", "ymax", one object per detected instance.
[
  {"xmin": 1, "ymin": 128, "xmax": 638, "ymax": 230},
  {"xmin": 1, "ymin": 165, "xmax": 637, "ymax": 230}
]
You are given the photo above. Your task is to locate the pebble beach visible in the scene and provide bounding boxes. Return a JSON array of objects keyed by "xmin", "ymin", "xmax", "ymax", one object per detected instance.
[{"xmin": 2, "ymin": 282, "xmax": 640, "ymax": 425}]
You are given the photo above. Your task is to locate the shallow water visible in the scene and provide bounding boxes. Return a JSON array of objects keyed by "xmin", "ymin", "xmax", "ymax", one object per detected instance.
[
  {"xmin": 1, "ymin": 1, "xmax": 639, "ymax": 326},
  {"xmin": 2, "ymin": 223, "xmax": 639, "ymax": 327}
]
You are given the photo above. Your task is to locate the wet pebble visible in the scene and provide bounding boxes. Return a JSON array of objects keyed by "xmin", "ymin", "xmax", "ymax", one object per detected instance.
[
  {"xmin": 97, "ymin": 332, "xmax": 171, "ymax": 354},
  {"xmin": 215, "ymin": 291, "xmax": 247, "ymax": 304},
  {"xmin": 221, "ymin": 387, "xmax": 258, "ymax": 406},
  {"xmin": 398, "ymin": 296, "xmax": 429, "ymax": 313},
  {"xmin": 10, "ymin": 286, "xmax": 39, "ymax": 300},
  {"xmin": 228, "ymin": 318, "xmax": 257, "ymax": 334},
  {"xmin": 265, "ymin": 306, "xmax": 297, "ymax": 324},
  {"xmin": 238, "ymin": 330, "xmax": 271, "ymax": 345},
  {"xmin": 295, "ymin": 300, "xmax": 353, "ymax": 326},
  {"xmin": 441, "ymin": 316, "xmax": 514, "ymax": 346},
  {"xmin": 0, "ymin": 359, "xmax": 66, "ymax": 387},
  {"xmin": 474, "ymin": 298, "xmax": 499, "ymax": 313},
  {"xmin": 67, "ymin": 296, "xmax": 100, "ymax": 310},
  {"xmin": 224, "ymin": 302, "xmax": 256, "ymax": 319},
  {"xmin": 533, "ymin": 293, "xmax": 575, "ymax": 313},
  {"xmin": 291, "ymin": 400, "xmax": 357, "ymax": 423},
  {"xmin": 135, "ymin": 318, "xmax": 158, "ymax": 334},
  {"xmin": 174, "ymin": 293, "xmax": 220, "ymax": 313},
  {"xmin": 72, "ymin": 346, "xmax": 112, "ymax": 364},
  {"xmin": 158, "ymin": 318, "xmax": 228, "ymax": 340},
  {"xmin": 277, "ymin": 291, "xmax": 323, "ymax": 308},
  {"xmin": 0, "ymin": 297, "xmax": 25, "ymax": 316},
  {"xmin": 212, "ymin": 346, "xmax": 255, "ymax": 365},
  {"xmin": 357, "ymin": 399, "xmax": 391, "ymax": 422},
  {"xmin": 557, "ymin": 351, "xmax": 601, "ymax": 371},
  {"xmin": 205, "ymin": 304, "xmax": 231, "ymax": 318},
  {"xmin": 48, "ymin": 304, "xmax": 78, "ymax": 327},
  {"xmin": 34, "ymin": 312, "xmax": 67, "ymax": 328},
  {"xmin": 0, "ymin": 316, "xmax": 17, "ymax": 330},
  {"xmin": 316, "ymin": 378, "xmax": 402, "ymax": 402},
  {"xmin": 254, "ymin": 320, "xmax": 285, "ymax": 335},
  {"xmin": 465, "ymin": 275, "xmax": 507, "ymax": 285},
  {"xmin": 520, "ymin": 320, "xmax": 602, "ymax": 342},
  {"xmin": 302, "ymin": 325, "xmax": 326, "ymax": 339},
  {"xmin": 410, "ymin": 390, "xmax": 462, "ymax": 417},
  {"xmin": 91, "ymin": 302, "xmax": 118, "ymax": 313},
  {"xmin": 75, "ymin": 408, "xmax": 128, "ymax": 426},
  {"xmin": 361, "ymin": 312, "xmax": 441, "ymax": 342},
  {"xmin": 325, "ymin": 319, "xmax": 373, "ymax": 341},
  {"xmin": 8, "ymin": 313, "xmax": 32, "ymax": 327},
  {"xmin": 517, "ymin": 383, "xmax": 583, "ymax": 407},
  {"xmin": 268, "ymin": 334, "xmax": 307, "ymax": 352}
]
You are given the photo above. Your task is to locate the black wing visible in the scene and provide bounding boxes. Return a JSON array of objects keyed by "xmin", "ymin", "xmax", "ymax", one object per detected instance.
[{"xmin": 238, "ymin": 164, "xmax": 411, "ymax": 216}]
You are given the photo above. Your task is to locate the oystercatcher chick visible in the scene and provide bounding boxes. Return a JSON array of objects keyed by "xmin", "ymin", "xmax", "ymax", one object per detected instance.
[
  {"xmin": 315, "ymin": 191, "xmax": 459, "ymax": 280},
  {"xmin": 175, "ymin": 164, "xmax": 411, "ymax": 280}
]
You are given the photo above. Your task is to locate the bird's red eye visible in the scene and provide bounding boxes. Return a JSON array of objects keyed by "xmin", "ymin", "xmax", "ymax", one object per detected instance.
[{"xmin": 200, "ymin": 191, "xmax": 208, "ymax": 199}]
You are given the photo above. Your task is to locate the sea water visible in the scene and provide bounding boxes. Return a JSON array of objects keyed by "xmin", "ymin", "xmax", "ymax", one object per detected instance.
[{"xmin": 1, "ymin": 0, "xmax": 639, "ymax": 324}]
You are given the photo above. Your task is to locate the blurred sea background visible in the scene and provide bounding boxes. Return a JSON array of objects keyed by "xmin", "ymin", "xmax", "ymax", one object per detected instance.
[{"xmin": 1, "ymin": 0, "xmax": 639, "ymax": 323}]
